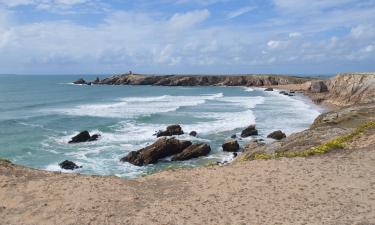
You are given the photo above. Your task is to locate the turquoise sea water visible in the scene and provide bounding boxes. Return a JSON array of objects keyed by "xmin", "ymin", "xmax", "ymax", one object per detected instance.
[{"xmin": 0, "ymin": 75, "xmax": 323, "ymax": 178}]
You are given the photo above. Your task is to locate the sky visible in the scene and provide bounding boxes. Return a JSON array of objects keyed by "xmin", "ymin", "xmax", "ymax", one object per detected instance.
[{"xmin": 0, "ymin": 0, "xmax": 374, "ymax": 75}]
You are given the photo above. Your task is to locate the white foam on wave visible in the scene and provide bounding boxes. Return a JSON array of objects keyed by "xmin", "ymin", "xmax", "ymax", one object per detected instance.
[
  {"xmin": 217, "ymin": 96, "xmax": 265, "ymax": 109},
  {"xmin": 243, "ymin": 87, "xmax": 254, "ymax": 92},
  {"xmin": 50, "ymin": 93, "xmax": 224, "ymax": 118}
]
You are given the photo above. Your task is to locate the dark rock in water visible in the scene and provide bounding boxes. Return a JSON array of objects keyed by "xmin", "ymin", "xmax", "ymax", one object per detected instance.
[
  {"xmin": 241, "ymin": 125, "xmax": 258, "ymax": 138},
  {"xmin": 288, "ymin": 94, "xmax": 294, "ymax": 96},
  {"xmin": 231, "ymin": 134, "xmax": 237, "ymax": 139},
  {"xmin": 121, "ymin": 137, "xmax": 192, "ymax": 166},
  {"xmin": 264, "ymin": 88, "xmax": 274, "ymax": 91},
  {"xmin": 189, "ymin": 131, "xmax": 197, "ymax": 137},
  {"xmin": 69, "ymin": 131, "xmax": 91, "ymax": 143},
  {"xmin": 279, "ymin": 91, "xmax": 287, "ymax": 94},
  {"xmin": 171, "ymin": 143, "xmax": 211, "ymax": 161},
  {"xmin": 310, "ymin": 81, "xmax": 328, "ymax": 93},
  {"xmin": 69, "ymin": 131, "xmax": 100, "ymax": 143},
  {"xmin": 283, "ymin": 92, "xmax": 289, "ymax": 95},
  {"xmin": 233, "ymin": 152, "xmax": 238, "ymax": 158},
  {"xmin": 156, "ymin": 124, "xmax": 184, "ymax": 137},
  {"xmin": 222, "ymin": 139, "xmax": 240, "ymax": 152},
  {"xmin": 88, "ymin": 134, "xmax": 101, "ymax": 142},
  {"xmin": 59, "ymin": 160, "xmax": 81, "ymax": 170},
  {"xmin": 92, "ymin": 77, "xmax": 100, "ymax": 84},
  {"xmin": 290, "ymin": 91, "xmax": 295, "ymax": 93},
  {"xmin": 267, "ymin": 130, "xmax": 286, "ymax": 140},
  {"xmin": 73, "ymin": 78, "xmax": 87, "ymax": 85},
  {"xmin": 86, "ymin": 82, "xmax": 92, "ymax": 86}
]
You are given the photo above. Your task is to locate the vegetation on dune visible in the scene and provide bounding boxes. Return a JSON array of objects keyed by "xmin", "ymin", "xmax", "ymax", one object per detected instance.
[{"xmin": 243, "ymin": 121, "xmax": 375, "ymax": 161}]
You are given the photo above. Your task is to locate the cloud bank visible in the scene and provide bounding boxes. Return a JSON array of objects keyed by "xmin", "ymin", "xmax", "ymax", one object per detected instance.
[{"xmin": 0, "ymin": 0, "xmax": 374, "ymax": 74}]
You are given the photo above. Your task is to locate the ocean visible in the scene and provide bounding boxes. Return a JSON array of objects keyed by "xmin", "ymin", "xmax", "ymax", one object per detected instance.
[{"xmin": 0, "ymin": 75, "xmax": 323, "ymax": 178}]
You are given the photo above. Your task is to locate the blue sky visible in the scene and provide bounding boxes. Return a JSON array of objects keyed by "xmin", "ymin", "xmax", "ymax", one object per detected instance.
[{"xmin": 0, "ymin": 0, "xmax": 374, "ymax": 75}]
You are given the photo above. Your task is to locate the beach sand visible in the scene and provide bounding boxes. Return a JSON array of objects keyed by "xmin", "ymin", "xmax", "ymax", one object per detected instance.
[{"xmin": 1, "ymin": 129, "xmax": 374, "ymax": 225}]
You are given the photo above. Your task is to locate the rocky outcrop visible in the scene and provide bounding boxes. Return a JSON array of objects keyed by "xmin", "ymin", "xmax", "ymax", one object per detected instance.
[
  {"xmin": 156, "ymin": 125, "xmax": 184, "ymax": 137},
  {"xmin": 73, "ymin": 78, "xmax": 87, "ymax": 85},
  {"xmin": 95, "ymin": 74, "xmax": 312, "ymax": 87},
  {"xmin": 171, "ymin": 144, "xmax": 211, "ymax": 161},
  {"xmin": 59, "ymin": 160, "xmax": 82, "ymax": 170},
  {"xmin": 121, "ymin": 137, "xmax": 192, "ymax": 166},
  {"xmin": 267, "ymin": 130, "xmax": 286, "ymax": 140},
  {"xmin": 309, "ymin": 81, "xmax": 328, "ymax": 93},
  {"xmin": 222, "ymin": 139, "xmax": 240, "ymax": 152},
  {"xmin": 68, "ymin": 131, "xmax": 100, "ymax": 144},
  {"xmin": 241, "ymin": 125, "xmax": 258, "ymax": 137}
]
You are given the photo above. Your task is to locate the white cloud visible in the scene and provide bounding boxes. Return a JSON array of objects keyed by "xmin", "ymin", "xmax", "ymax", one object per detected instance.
[
  {"xmin": 289, "ymin": 32, "xmax": 301, "ymax": 38},
  {"xmin": 227, "ymin": 6, "xmax": 255, "ymax": 19},
  {"xmin": 169, "ymin": 9, "xmax": 210, "ymax": 29}
]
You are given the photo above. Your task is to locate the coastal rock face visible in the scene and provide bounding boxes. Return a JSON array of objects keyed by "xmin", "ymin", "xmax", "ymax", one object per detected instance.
[
  {"xmin": 222, "ymin": 139, "xmax": 240, "ymax": 152},
  {"xmin": 267, "ymin": 130, "xmax": 286, "ymax": 140},
  {"xmin": 156, "ymin": 125, "xmax": 184, "ymax": 137},
  {"xmin": 68, "ymin": 131, "xmax": 100, "ymax": 143},
  {"xmin": 241, "ymin": 125, "xmax": 258, "ymax": 137},
  {"xmin": 59, "ymin": 160, "xmax": 81, "ymax": 170},
  {"xmin": 121, "ymin": 137, "xmax": 192, "ymax": 166},
  {"xmin": 325, "ymin": 73, "xmax": 375, "ymax": 106},
  {"xmin": 310, "ymin": 81, "xmax": 328, "ymax": 93},
  {"xmin": 97, "ymin": 74, "xmax": 311, "ymax": 87},
  {"xmin": 171, "ymin": 144, "xmax": 211, "ymax": 161}
]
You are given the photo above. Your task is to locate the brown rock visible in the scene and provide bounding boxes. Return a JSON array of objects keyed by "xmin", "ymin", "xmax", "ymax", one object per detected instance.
[
  {"xmin": 121, "ymin": 137, "xmax": 191, "ymax": 166},
  {"xmin": 171, "ymin": 144, "xmax": 211, "ymax": 161},
  {"xmin": 241, "ymin": 125, "xmax": 258, "ymax": 137},
  {"xmin": 222, "ymin": 139, "xmax": 240, "ymax": 152},
  {"xmin": 156, "ymin": 125, "xmax": 184, "ymax": 137},
  {"xmin": 267, "ymin": 130, "xmax": 286, "ymax": 140}
]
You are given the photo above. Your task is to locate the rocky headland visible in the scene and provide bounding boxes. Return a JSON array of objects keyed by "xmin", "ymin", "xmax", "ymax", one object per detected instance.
[{"xmin": 1, "ymin": 72, "xmax": 374, "ymax": 225}]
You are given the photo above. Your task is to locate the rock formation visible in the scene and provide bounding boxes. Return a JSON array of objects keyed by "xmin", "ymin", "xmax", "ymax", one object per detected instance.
[
  {"xmin": 222, "ymin": 139, "xmax": 240, "ymax": 152},
  {"xmin": 171, "ymin": 144, "xmax": 211, "ymax": 161},
  {"xmin": 267, "ymin": 130, "xmax": 286, "ymax": 140},
  {"xmin": 59, "ymin": 160, "xmax": 82, "ymax": 170},
  {"xmin": 241, "ymin": 125, "xmax": 258, "ymax": 137},
  {"xmin": 121, "ymin": 137, "xmax": 192, "ymax": 166},
  {"xmin": 68, "ymin": 131, "xmax": 100, "ymax": 144},
  {"xmin": 156, "ymin": 125, "xmax": 184, "ymax": 137}
]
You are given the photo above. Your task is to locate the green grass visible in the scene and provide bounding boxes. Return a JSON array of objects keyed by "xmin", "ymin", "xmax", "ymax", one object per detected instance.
[{"xmin": 243, "ymin": 121, "xmax": 375, "ymax": 161}]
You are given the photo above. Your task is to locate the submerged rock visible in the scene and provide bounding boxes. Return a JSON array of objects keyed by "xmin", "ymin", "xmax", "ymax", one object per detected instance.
[
  {"xmin": 156, "ymin": 125, "xmax": 184, "ymax": 137},
  {"xmin": 69, "ymin": 131, "xmax": 100, "ymax": 143},
  {"xmin": 121, "ymin": 137, "xmax": 192, "ymax": 166},
  {"xmin": 189, "ymin": 131, "xmax": 197, "ymax": 137},
  {"xmin": 171, "ymin": 143, "xmax": 211, "ymax": 161},
  {"xmin": 267, "ymin": 130, "xmax": 286, "ymax": 140},
  {"xmin": 264, "ymin": 88, "xmax": 274, "ymax": 91},
  {"xmin": 222, "ymin": 139, "xmax": 240, "ymax": 152},
  {"xmin": 231, "ymin": 134, "xmax": 237, "ymax": 139},
  {"xmin": 59, "ymin": 160, "xmax": 82, "ymax": 170},
  {"xmin": 241, "ymin": 125, "xmax": 258, "ymax": 138}
]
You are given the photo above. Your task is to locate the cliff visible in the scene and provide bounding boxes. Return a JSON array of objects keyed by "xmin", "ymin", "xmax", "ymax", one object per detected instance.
[{"xmin": 96, "ymin": 74, "xmax": 313, "ymax": 86}]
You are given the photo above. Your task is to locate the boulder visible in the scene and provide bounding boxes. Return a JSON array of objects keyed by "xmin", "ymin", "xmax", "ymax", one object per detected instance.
[
  {"xmin": 241, "ymin": 125, "xmax": 258, "ymax": 137},
  {"xmin": 156, "ymin": 125, "xmax": 184, "ymax": 137},
  {"xmin": 171, "ymin": 143, "xmax": 211, "ymax": 161},
  {"xmin": 189, "ymin": 131, "xmax": 197, "ymax": 137},
  {"xmin": 267, "ymin": 130, "xmax": 286, "ymax": 140},
  {"xmin": 69, "ymin": 131, "xmax": 100, "ymax": 143},
  {"xmin": 73, "ymin": 78, "xmax": 87, "ymax": 85},
  {"xmin": 310, "ymin": 81, "xmax": 328, "ymax": 93},
  {"xmin": 222, "ymin": 139, "xmax": 240, "ymax": 152},
  {"xmin": 231, "ymin": 134, "xmax": 237, "ymax": 139},
  {"xmin": 59, "ymin": 160, "xmax": 82, "ymax": 170},
  {"xmin": 69, "ymin": 131, "xmax": 91, "ymax": 143},
  {"xmin": 264, "ymin": 88, "xmax": 274, "ymax": 91},
  {"xmin": 121, "ymin": 137, "xmax": 192, "ymax": 166},
  {"xmin": 279, "ymin": 91, "xmax": 287, "ymax": 94},
  {"xmin": 233, "ymin": 152, "xmax": 238, "ymax": 158}
]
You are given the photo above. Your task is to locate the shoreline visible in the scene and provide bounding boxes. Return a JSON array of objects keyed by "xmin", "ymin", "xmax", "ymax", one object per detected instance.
[{"xmin": 1, "ymin": 72, "xmax": 374, "ymax": 224}]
